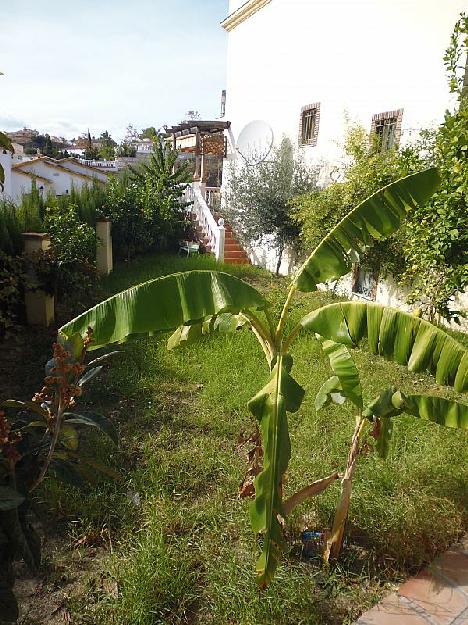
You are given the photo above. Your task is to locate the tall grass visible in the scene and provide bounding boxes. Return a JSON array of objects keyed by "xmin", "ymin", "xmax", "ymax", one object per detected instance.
[
  {"xmin": 68, "ymin": 182, "xmax": 107, "ymax": 226},
  {"xmin": 0, "ymin": 183, "xmax": 107, "ymax": 255}
]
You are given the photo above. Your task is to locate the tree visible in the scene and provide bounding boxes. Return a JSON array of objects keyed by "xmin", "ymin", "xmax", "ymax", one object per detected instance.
[
  {"xmin": 225, "ymin": 137, "xmax": 318, "ymax": 274},
  {"xmin": 140, "ymin": 126, "xmax": 158, "ymax": 140},
  {"xmin": 402, "ymin": 13, "xmax": 468, "ymax": 321},
  {"xmin": 98, "ymin": 130, "xmax": 116, "ymax": 160},
  {"xmin": 41, "ymin": 134, "xmax": 58, "ymax": 158},
  {"xmin": 115, "ymin": 142, "xmax": 136, "ymax": 158},
  {"xmin": 124, "ymin": 124, "xmax": 139, "ymax": 144},
  {"xmin": 84, "ymin": 130, "xmax": 98, "ymax": 161},
  {"xmin": 59, "ymin": 168, "xmax": 458, "ymax": 589}
]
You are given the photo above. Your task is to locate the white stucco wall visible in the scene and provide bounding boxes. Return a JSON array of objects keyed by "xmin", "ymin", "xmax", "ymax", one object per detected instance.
[
  {"xmin": 10, "ymin": 172, "xmax": 53, "ymax": 203},
  {"xmin": 59, "ymin": 159, "xmax": 109, "ymax": 183},
  {"xmin": 15, "ymin": 160, "xmax": 89, "ymax": 195},
  {"xmin": 0, "ymin": 151, "xmax": 13, "ymax": 198},
  {"xmin": 223, "ymin": 0, "xmax": 466, "ymax": 164},
  {"xmin": 221, "ymin": 0, "xmax": 468, "ymax": 317}
]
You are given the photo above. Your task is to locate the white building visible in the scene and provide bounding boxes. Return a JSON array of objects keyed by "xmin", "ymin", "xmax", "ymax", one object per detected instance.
[
  {"xmin": 220, "ymin": 0, "xmax": 467, "ymax": 326},
  {"xmin": 0, "ymin": 153, "xmax": 110, "ymax": 204},
  {"xmin": 222, "ymin": 0, "xmax": 466, "ymax": 168}
]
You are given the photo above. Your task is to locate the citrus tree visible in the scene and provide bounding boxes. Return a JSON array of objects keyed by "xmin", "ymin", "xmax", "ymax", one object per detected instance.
[{"xmin": 59, "ymin": 167, "xmax": 467, "ymax": 586}]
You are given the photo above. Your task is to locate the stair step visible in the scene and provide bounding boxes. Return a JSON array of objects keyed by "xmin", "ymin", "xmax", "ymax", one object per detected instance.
[
  {"xmin": 224, "ymin": 257, "xmax": 251, "ymax": 265},
  {"xmin": 224, "ymin": 250, "xmax": 248, "ymax": 259}
]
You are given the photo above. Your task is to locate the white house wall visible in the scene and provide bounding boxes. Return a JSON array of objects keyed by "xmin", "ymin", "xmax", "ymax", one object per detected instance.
[
  {"xmin": 59, "ymin": 159, "xmax": 109, "ymax": 183},
  {"xmin": 16, "ymin": 161, "xmax": 88, "ymax": 195},
  {"xmin": 0, "ymin": 151, "xmax": 13, "ymax": 198},
  {"xmin": 10, "ymin": 174, "xmax": 52, "ymax": 204},
  {"xmin": 223, "ymin": 0, "xmax": 466, "ymax": 164}
]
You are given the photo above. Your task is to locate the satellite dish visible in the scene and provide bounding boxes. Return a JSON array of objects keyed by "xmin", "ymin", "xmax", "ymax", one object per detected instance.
[{"xmin": 236, "ymin": 120, "xmax": 273, "ymax": 165}]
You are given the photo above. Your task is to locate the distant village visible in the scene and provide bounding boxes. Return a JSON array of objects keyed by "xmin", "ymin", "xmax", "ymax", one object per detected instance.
[
  {"xmin": 5, "ymin": 124, "xmax": 155, "ymax": 162},
  {"xmin": 0, "ymin": 114, "xmax": 226, "ymax": 205}
]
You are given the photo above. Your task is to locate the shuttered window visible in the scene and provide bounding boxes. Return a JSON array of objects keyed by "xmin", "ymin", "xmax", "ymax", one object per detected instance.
[{"xmin": 299, "ymin": 103, "xmax": 320, "ymax": 146}]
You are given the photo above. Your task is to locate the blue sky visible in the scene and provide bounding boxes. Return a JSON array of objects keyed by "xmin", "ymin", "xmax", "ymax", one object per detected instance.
[{"xmin": 0, "ymin": 0, "xmax": 228, "ymax": 141}]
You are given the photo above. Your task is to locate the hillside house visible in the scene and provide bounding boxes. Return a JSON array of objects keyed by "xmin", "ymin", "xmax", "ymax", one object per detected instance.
[{"xmin": 0, "ymin": 153, "xmax": 109, "ymax": 204}]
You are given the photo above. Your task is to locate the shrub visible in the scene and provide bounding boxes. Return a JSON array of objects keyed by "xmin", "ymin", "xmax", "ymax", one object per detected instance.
[
  {"xmin": 224, "ymin": 137, "xmax": 318, "ymax": 274},
  {"xmin": 68, "ymin": 183, "xmax": 107, "ymax": 226},
  {"xmin": 44, "ymin": 202, "xmax": 96, "ymax": 265},
  {"xmin": 106, "ymin": 141, "xmax": 190, "ymax": 260},
  {"xmin": 103, "ymin": 174, "xmax": 154, "ymax": 260},
  {"xmin": 293, "ymin": 125, "xmax": 422, "ymax": 279},
  {"xmin": 0, "ymin": 252, "xmax": 28, "ymax": 339}
]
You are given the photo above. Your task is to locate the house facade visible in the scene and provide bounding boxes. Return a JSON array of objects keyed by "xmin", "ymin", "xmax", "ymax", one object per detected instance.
[
  {"xmin": 222, "ymin": 0, "xmax": 466, "ymax": 168},
  {"xmin": 0, "ymin": 152, "xmax": 109, "ymax": 204},
  {"xmin": 219, "ymin": 0, "xmax": 467, "ymax": 325}
]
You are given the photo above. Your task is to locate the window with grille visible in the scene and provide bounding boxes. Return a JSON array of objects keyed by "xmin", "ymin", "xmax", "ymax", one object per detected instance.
[
  {"xmin": 371, "ymin": 109, "xmax": 403, "ymax": 152},
  {"xmin": 299, "ymin": 103, "xmax": 320, "ymax": 146}
]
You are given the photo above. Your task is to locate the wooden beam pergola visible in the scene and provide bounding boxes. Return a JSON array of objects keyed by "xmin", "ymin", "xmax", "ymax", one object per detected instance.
[{"xmin": 164, "ymin": 120, "xmax": 230, "ymax": 182}]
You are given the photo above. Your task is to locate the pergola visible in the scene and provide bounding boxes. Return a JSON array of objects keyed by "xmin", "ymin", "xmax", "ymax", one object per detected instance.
[{"xmin": 164, "ymin": 120, "xmax": 230, "ymax": 182}]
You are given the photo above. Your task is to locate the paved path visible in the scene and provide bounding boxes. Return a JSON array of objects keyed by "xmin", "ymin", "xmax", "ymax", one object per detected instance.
[{"xmin": 356, "ymin": 536, "xmax": 468, "ymax": 625}]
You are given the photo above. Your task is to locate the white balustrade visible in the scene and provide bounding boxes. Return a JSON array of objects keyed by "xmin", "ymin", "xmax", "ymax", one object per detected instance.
[
  {"xmin": 188, "ymin": 182, "xmax": 225, "ymax": 261},
  {"xmin": 205, "ymin": 186, "xmax": 221, "ymax": 209}
]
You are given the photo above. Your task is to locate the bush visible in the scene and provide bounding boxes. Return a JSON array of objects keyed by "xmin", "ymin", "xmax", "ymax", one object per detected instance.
[
  {"xmin": 0, "ymin": 252, "xmax": 28, "ymax": 338},
  {"xmin": 105, "ymin": 141, "xmax": 190, "ymax": 260},
  {"xmin": 103, "ymin": 174, "xmax": 154, "ymax": 260},
  {"xmin": 293, "ymin": 125, "xmax": 422, "ymax": 279},
  {"xmin": 225, "ymin": 137, "xmax": 318, "ymax": 273},
  {"xmin": 68, "ymin": 183, "xmax": 107, "ymax": 226},
  {"xmin": 44, "ymin": 202, "xmax": 96, "ymax": 265}
]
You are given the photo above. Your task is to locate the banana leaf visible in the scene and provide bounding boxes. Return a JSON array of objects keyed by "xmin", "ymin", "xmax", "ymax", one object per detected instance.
[
  {"xmin": 294, "ymin": 168, "xmax": 440, "ymax": 292},
  {"xmin": 167, "ymin": 313, "xmax": 244, "ymax": 350},
  {"xmin": 319, "ymin": 339, "xmax": 363, "ymax": 409},
  {"xmin": 59, "ymin": 271, "xmax": 267, "ymax": 350},
  {"xmin": 315, "ymin": 376, "xmax": 346, "ymax": 411},
  {"xmin": 300, "ymin": 302, "xmax": 467, "ymax": 392},
  {"xmin": 364, "ymin": 389, "xmax": 468, "ymax": 430},
  {"xmin": 248, "ymin": 356, "xmax": 305, "ymax": 587}
]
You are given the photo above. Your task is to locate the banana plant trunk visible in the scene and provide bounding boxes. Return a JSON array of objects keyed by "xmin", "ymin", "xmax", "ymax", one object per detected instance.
[{"xmin": 324, "ymin": 417, "xmax": 365, "ymax": 562}]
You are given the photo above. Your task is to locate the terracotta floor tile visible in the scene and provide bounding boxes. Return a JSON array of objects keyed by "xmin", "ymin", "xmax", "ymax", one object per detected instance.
[
  {"xmin": 356, "ymin": 593, "xmax": 431, "ymax": 625},
  {"xmin": 399, "ymin": 569, "xmax": 467, "ymax": 625},
  {"xmin": 432, "ymin": 551, "xmax": 468, "ymax": 594}
]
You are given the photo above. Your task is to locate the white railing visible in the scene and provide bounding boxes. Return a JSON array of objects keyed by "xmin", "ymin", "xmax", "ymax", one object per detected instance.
[
  {"xmin": 79, "ymin": 159, "xmax": 119, "ymax": 170},
  {"xmin": 205, "ymin": 186, "xmax": 221, "ymax": 210},
  {"xmin": 187, "ymin": 182, "xmax": 225, "ymax": 261}
]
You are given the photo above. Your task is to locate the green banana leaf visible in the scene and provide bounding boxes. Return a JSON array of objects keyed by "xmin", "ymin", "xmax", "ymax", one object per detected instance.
[
  {"xmin": 167, "ymin": 313, "xmax": 244, "ymax": 350},
  {"xmin": 300, "ymin": 302, "xmax": 467, "ymax": 393},
  {"xmin": 315, "ymin": 375, "xmax": 346, "ymax": 411},
  {"xmin": 364, "ymin": 389, "xmax": 468, "ymax": 430},
  {"xmin": 248, "ymin": 356, "xmax": 305, "ymax": 587},
  {"xmin": 59, "ymin": 271, "xmax": 267, "ymax": 350},
  {"xmin": 319, "ymin": 339, "xmax": 363, "ymax": 409},
  {"xmin": 364, "ymin": 388, "xmax": 467, "ymax": 458},
  {"xmin": 294, "ymin": 168, "xmax": 440, "ymax": 292}
]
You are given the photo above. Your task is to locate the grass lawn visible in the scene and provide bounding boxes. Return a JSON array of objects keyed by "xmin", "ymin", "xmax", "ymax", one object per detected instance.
[{"xmin": 41, "ymin": 253, "xmax": 467, "ymax": 625}]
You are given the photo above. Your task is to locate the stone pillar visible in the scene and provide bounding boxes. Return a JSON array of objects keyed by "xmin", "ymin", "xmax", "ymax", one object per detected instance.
[
  {"xmin": 96, "ymin": 218, "xmax": 113, "ymax": 275},
  {"xmin": 22, "ymin": 233, "xmax": 54, "ymax": 327}
]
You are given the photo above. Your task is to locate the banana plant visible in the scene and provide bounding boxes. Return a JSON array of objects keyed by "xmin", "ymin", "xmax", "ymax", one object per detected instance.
[
  {"xmin": 303, "ymin": 304, "xmax": 468, "ymax": 561},
  {"xmin": 58, "ymin": 168, "xmax": 467, "ymax": 587}
]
